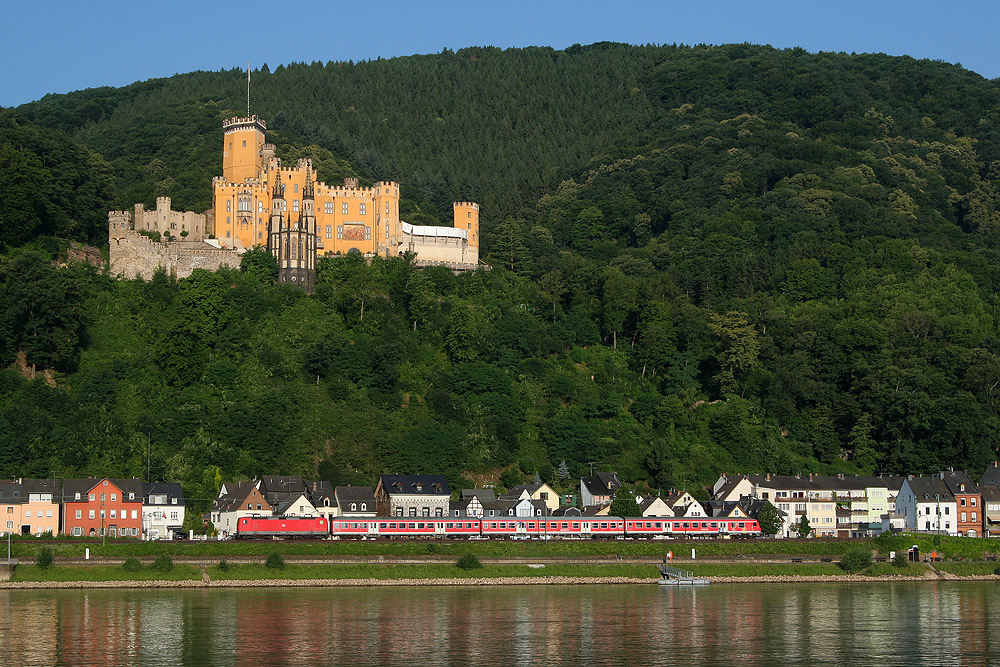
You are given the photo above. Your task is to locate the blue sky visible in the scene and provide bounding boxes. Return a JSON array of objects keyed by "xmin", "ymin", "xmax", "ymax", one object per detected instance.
[{"xmin": 1, "ymin": 0, "xmax": 997, "ymax": 108}]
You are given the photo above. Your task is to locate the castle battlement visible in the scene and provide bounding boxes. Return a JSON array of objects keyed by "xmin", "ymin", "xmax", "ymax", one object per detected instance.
[
  {"xmin": 454, "ymin": 202, "xmax": 480, "ymax": 210},
  {"xmin": 222, "ymin": 115, "xmax": 266, "ymax": 132}
]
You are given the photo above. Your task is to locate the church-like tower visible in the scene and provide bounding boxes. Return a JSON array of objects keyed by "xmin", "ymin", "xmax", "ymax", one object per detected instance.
[{"xmin": 267, "ymin": 169, "xmax": 317, "ymax": 292}]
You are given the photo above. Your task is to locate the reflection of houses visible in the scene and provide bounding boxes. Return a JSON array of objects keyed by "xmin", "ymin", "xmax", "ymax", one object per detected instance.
[
  {"xmin": 62, "ymin": 478, "xmax": 142, "ymax": 538},
  {"xmin": 579, "ymin": 472, "xmax": 621, "ymax": 507},
  {"xmin": 375, "ymin": 475, "xmax": 450, "ymax": 517},
  {"xmin": 141, "ymin": 482, "xmax": 185, "ymax": 540}
]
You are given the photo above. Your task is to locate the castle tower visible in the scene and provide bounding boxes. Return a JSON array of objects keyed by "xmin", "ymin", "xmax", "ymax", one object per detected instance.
[
  {"xmin": 267, "ymin": 169, "xmax": 317, "ymax": 292},
  {"xmin": 454, "ymin": 202, "xmax": 480, "ymax": 249},
  {"xmin": 222, "ymin": 115, "xmax": 266, "ymax": 184}
]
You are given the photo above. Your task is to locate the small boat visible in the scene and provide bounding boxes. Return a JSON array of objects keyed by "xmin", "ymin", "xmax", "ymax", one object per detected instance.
[{"xmin": 658, "ymin": 564, "xmax": 709, "ymax": 586}]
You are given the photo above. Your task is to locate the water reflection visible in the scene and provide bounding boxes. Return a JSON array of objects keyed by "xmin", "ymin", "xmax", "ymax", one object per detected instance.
[{"xmin": 0, "ymin": 582, "xmax": 997, "ymax": 666}]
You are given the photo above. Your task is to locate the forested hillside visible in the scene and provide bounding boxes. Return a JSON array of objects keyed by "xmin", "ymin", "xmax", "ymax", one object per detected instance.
[{"xmin": 3, "ymin": 43, "xmax": 1000, "ymax": 510}]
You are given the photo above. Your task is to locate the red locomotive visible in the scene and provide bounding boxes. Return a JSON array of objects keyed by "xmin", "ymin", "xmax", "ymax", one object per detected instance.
[{"xmin": 235, "ymin": 516, "xmax": 328, "ymax": 538}]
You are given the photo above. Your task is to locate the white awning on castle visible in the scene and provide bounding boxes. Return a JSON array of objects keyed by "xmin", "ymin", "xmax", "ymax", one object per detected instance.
[{"xmin": 400, "ymin": 220, "xmax": 467, "ymax": 240}]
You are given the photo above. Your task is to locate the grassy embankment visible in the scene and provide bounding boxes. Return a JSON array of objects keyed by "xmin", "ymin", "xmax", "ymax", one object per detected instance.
[{"xmin": 11, "ymin": 564, "xmax": 202, "ymax": 582}]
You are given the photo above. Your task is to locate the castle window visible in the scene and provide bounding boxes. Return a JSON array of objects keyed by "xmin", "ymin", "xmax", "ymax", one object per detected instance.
[
  {"xmin": 326, "ymin": 225, "xmax": 332, "ymax": 239},
  {"xmin": 242, "ymin": 140, "xmax": 246, "ymax": 147},
  {"xmin": 468, "ymin": 212, "xmax": 472, "ymax": 218},
  {"xmin": 324, "ymin": 202, "xmax": 333, "ymax": 214},
  {"xmin": 342, "ymin": 203, "xmax": 348, "ymax": 215},
  {"xmin": 386, "ymin": 203, "xmax": 389, "ymax": 214},
  {"xmin": 226, "ymin": 230, "xmax": 231, "ymax": 238},
  {"xmin": 258, "ymin": 231, "xmax": 263, "ymax": 239},
  {"xmin": 365, "ymin": 226, "xmax": 371, "ymax": 240},
  {"xmin": 258, "ymin": 201, "xmax": 264, "ymax": 213},
  {"xmin": 294, "ymin": 184, "xmax": 299, "ymax": 193},
  {"xmin": 226, "ymin": 200, "xmax": 231, "ymax": 212},
  {"xmin": 337, "ymin": 226, "xmax": 343, "ymax": 239},
  {"xmin": 360, "ymin": 203, "xmax": 367, "ymax": 216},
  {"xmin": 292, "ymin": 200, "xmax": 300, "ymax": 212}
]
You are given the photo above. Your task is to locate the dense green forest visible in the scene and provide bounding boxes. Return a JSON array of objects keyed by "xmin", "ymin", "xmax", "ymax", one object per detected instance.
[{"xmin": 3, "ymin": 43, "xmax": 1000, "ymax": 511}]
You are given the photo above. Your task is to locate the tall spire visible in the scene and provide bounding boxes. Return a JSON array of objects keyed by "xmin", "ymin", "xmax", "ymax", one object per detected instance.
[
  {"xmin": 273, "ymin": 170, "xmax": 285, "ymax": 198},
  {"xmin": 303, "ymin": 165, "xmax": 314, "ymax": 200}
]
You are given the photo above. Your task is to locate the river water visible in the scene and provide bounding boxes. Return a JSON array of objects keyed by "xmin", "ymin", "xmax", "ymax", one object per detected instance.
[{"xmin": 1, "ymin": 582, "xmax": 997, "ymax": 666}]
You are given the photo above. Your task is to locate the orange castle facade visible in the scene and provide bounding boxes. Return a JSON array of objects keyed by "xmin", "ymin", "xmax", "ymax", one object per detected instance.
[{"xmin": 212, "ymin": 115, "xmax": 479, "ymax": 261}]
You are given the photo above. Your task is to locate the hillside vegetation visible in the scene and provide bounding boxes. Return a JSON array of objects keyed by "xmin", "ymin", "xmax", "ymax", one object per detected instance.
[{"xmin": 3, "ymin": 44, "xmax": 1000, "ymax": 514}]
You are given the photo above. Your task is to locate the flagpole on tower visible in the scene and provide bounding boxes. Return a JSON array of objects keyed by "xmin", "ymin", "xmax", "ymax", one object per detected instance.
[{"xmin": 247, "ymin": 62, "xmax": 251, "ymax": 117}]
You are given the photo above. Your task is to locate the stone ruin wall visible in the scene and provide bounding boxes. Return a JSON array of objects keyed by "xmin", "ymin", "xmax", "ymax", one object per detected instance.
[
  {"xmin": 109, "ymin": 230, "xmax": 242, "ymax": 280},
  {"xmin": 398, "ymin": 235, "xmax": 479, "ymax": 266}
]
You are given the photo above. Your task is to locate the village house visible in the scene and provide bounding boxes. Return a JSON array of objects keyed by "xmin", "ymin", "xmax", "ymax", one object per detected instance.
[
  {"xmin": 979, "ymin": 487, "xmax": 1000, "ymax": 537},
  {"xmin": 210, "ymin": 481, "xmax": 272, "ymax": 537},
  {"xmin": 579, "ymin": 472, "xmax": 621, "ymax": 507},
  {"xmin": 307, "ymin": 481, "xmax": 337, "ymax": 520},
  {"xmin": 896, "ymin": 475, "xmax": 958, "ymax": 535},
  {"xmin": 0, "ymin": 479, "xmax": 61, "ymax": 536},
  {"xmin": 939, "ymin": 469, "xmax": 981, "ymax": 537},
  {"xmin": 375, "ymin": 475, "xmax": 450, "ymax": 517},
  {"xmin": 637, "ymin": 495, "xmax": 672, "ymax": 517},
  {"xmin": 62, "ymin": 478, "xmax": 143, "ymax": 538},
  {"xmin": 451, "ymin": 489, "xmax": 495, "ymax": 517},
  {"xmin": 141, "ymin": 482, "xmax": 185, "ymax": 540},
  {"xmin": 335, "ymin": 486, "xmax": 377, "ymax": 517},
  {"xmin": 501, "ymin": 482, "xmax": 560, "ymax": 513}
]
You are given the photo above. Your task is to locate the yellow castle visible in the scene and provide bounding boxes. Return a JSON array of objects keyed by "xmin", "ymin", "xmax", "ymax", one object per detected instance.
[
  {"xmin": 109, "ymin": 113, "xmax": 481, "ymax": 287},
  {"xmin": 212, "ymin": 115, "xmax": 480, "ymax": 262}
]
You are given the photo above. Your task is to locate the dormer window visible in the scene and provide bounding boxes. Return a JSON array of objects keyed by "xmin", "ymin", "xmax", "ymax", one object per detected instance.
[
  {"xmin": 75, "ymin": 492, "xmax": 81, "ymax": 501},
  {"xmin": 351, "ymin": 503, "xmax": 357, "ymax": 511},
  {"xmin": 324, "ymin": 499, "xmax": 330, "ymax": 507},
  {"xmin": 361, "ymin": 503, "xmax": 366, "ymax": 511},
  {"xmin": 415, "ymin": 483, "xmax": 424, "ymax": 492},
  {"xmin": 171, "ymin": 497, "xmax": 176, "ymax": 504}
]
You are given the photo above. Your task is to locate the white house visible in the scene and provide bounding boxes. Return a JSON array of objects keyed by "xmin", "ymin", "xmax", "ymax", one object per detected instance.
[
  {"xmin": 141, "ymin": 482, "xmax": 185, "ymax": 540},
  {"xmin": 896, "ymin": 476, "xmax": 958, "ymax": 536}
]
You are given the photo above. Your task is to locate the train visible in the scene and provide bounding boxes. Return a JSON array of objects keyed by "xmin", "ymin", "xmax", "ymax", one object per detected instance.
[{"xmin": 234, "ymin": 514, "xmax": 760, "ymax": 539}]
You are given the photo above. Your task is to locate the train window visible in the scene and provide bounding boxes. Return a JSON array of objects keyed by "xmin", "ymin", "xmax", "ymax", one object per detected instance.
[
  {"xmin": 446, "ymin": 523, "xmax": 453, "ymax": 529},
  {"xmin": 739, "ymin": 522, "xmax": 746, "ymax": 529},
  {"xmin": 528, "ymin": 523, "xmax": 535, "ymax": 529},
  {"xmin": 418, "ymin": 523, "xmax": 425, "ymax": 529},
  {"xmin": 489, "ymin": 523, "xmax": 497, "ymax": 529},
  {"xmin": 388, "ymin": 523, "xmax": 396, "ymax": 529},
  {"xmin": 361, "ymin": 523, "xmax": 368, "ymax": 529},
  {"xmin": 500, "ymin": 522, "xmax": 506, "ymax": 529},
  {"xmin": 711, "ymin": 522, "xmax": 717, "ymax": 528},
  {"xmin": 408, "ymin": 523, "xmax": 416, "ymax": 529},
  {"xmin": 600, "ymin": 522, "xmax": 608, "ymax": 529},
  {"xmin": 351, "ymin": 523, "xmax": 358, "ymax": 529},
  {"xmin": 655, "ymin": 523, "xmax": 662, "ymax": 528},
  {"xmin": 683, "ymin": 523, "xmax": 689, "ymax": 529},
  {"xmin": 564, "ymin": 523, "xmax": 570, "ymax": 529}
]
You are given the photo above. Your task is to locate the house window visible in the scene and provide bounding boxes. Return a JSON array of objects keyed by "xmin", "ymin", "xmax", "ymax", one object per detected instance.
[
  {"xmin": 111, "ymin": 494, "xmax": 116, "ymax": 502},
  {"xmin": 73, "ymin": 527, "xmax": 82, "ymax": 536},
  {"xmin": 395, "ymin": 508, "xmax": 402, "ymax": 517},
  {"xmin": 409, "ymin": 508, "xmax": 417, "ymax": 517},
  {"xmin": 342, "ymin": 202, "xmax": 349, "ymax": 215},
  {"xmin": 945, "ymin": 507, "xmax": 950, "ymax": 515},
  {"xmin": 961, "ymin": 498, "xmax": 967, "ymax": 506},
  {"xmin": 110, "ymin": 510, "xmax": 117, "ymax": 519},
  {"xmin": 256, "ymin": 504, "xmax": 262, "ymax": 510},
  {"xmin": 89, "ymin": 510, "xmax": 95, "ymax": 519},
  {"xmin": 247, "ymin": 503, "xmax": 252, "ymax": 510},
  {"xmin": 972, "ymin": 498, "xmax": 978, "ymax": 507},
  {"xmin": 132, "ymin": 510, "xmax": 138, "ymax": 519},
  {"xmin": 89, "ymin": 494, "xmax": 95, "ymax": 502},
  {"xmin": 973, "ymin": 512, "xmax": 978, "ymax": 522}
]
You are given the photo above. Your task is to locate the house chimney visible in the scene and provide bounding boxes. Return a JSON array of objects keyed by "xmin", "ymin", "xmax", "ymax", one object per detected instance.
[
  {"xmin": 908, "ymin": 474, "xmax": 913, "ymax": 481},
  {"xmin": 940, "ymin": 471, "xmax": 945, "ymax": 480},
  {"xmin": 809, "ymin": 473, "xmax": 814, "ymax": 481},
  {"xmin": 766, "ymin": 473, "xmax": 771, "ymax": 481}
]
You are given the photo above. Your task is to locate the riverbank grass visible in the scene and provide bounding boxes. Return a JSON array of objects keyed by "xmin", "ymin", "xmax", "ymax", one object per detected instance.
[
  {"xmin": 12, "ymin": 564, "xmax": 202, "ymax": 583},
  {"xmin": 208, "ymin": 563, "xmax": 659, "ymax": 581}
]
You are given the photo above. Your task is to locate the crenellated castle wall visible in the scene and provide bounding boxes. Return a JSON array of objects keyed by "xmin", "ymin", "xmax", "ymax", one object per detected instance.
[{"xmin": 109, "ymin": 228, "xmax": 242, "ymax": 280}]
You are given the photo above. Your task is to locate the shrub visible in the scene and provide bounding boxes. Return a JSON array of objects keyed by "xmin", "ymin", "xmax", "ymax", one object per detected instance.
[
  {"xmin": 265, "ymin": 552, "xmax": 285, "ymax": 570},
  {"xmin": 150, "ymin": 556, "xmax": 173, "ymax": 573},
  {"xmin": 218, "ymin": 559, "xmax": 231, "ymax": 572},
  {"xmin": 456, "ymin": 553, "xmax": 482, "ymax": 570},
  {"xmin": 121, "ymin": 557, "xmax": 143, "ymax": 573},
  {"xmin": 892, "ymin": 552, "xmax": 908, "ymax": 569},
  {"xmin": 993, "ymin": 565, "xmax": 1000, "ymax": 576},
  {"xmin": 840, "ymin": 548, "xmax": 873, "ymax": 574},
  {"xmin": 36, "ymin": 547, "xmax": 53, "ymax": 568}
]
